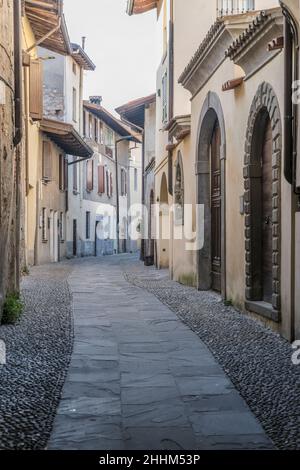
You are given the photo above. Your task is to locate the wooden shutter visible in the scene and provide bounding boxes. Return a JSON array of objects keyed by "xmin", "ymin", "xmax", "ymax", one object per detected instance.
[
  {"xmin": 86, "ymin": 159, "xmax": 94, "ymax": 191},
  {"xmin": 64, "ymin": 157, "xmax": 68, "ymax": 191},
  {"xmin": 98, "ymin": 165, "xmax": 105, "ymax": 194},
  {"xmin": 30, "ymin": 59, "xmax": 43, "ymax": 120},
  {"xmin": 42, "ymin": 141, "xmax": 52, "ymax": 181}
]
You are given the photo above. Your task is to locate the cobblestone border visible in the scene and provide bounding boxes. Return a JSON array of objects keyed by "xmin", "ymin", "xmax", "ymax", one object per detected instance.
[{"xmin": 0, "ymin": 263, "xmax": 74, "ymax": 450}]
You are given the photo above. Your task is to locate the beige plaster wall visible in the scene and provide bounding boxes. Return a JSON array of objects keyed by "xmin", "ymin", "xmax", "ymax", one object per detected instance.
[{"xmin": 185, "ymin": 49, "xmax": 293, "ymax": 338}]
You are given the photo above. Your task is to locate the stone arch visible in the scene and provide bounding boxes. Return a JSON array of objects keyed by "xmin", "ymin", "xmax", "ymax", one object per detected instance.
[
  {"xmin": 244, "ymin": 82, "xmax": 282, "ymax": 320},
  {"xmin": 174, "ymin": 151, "xmax": 184, "ymax": 225},
  {"xmin": 196, "ymin": 92, "xmax": 226, "ymax": 298}
]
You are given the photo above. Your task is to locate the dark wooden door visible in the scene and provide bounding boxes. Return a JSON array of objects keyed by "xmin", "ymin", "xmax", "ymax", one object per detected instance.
[
  {"xmin": 73, "ymin": 219, "xmax": 77, "ymax": 256},
  {"xmin": 261, "ymin": 119, "xmax": 273, "ymax": 303},
  {"xmin": 211, "ymin": 121, "xmax": 221, "ymax": 292}
]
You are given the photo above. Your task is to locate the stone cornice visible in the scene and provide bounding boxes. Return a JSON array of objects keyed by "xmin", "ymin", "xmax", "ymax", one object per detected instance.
[
  {"xmin": 178, "ymin": 12, "xmax": 260, "ymax": 97},
  {"xmin": 225, "ymin": 8, "xmax": 283, "ymax": 80},
  {"xmin": 165, "ymin": 115, "xmax": 191, "ymax": 143}
]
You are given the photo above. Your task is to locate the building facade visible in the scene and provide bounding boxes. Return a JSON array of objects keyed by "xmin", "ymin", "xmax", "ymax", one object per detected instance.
[
  {"xmin": 127, "ymin": 0, "xmax": 300, "ymax": 342},
  {"xmin": 0, "ymin": 0, "xmax": 23, "ymax": 318},
  {"xmin": 23, "ymin": 0, "xmax": 93, "ymax": 267},
  {"xmin": 77, "ymin": 98, "xmax": 140, "ymax": 258},
  {"xmin": 116, "ymin": 94, "xmax": 156, "ymax": 264}
]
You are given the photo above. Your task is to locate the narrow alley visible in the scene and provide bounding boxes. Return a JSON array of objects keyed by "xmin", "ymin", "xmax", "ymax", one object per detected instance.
[{"xmin": 1, "ymin": 255, "xmax": 300, "ymax": 451}]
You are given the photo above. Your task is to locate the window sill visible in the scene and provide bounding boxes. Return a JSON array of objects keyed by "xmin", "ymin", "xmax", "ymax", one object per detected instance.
[{"xmin": 245, "ymin": 301, "xmax": 281, "ymax": 323}]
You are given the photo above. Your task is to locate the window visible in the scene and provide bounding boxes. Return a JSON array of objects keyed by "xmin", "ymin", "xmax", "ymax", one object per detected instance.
[
  {"xmin": 72, "ymin": 87, "xmax": 77, "ymax": 122},
  {"xmin": 42, "ymin": 141, "xmax": 52, "ymax": 182},
  {"xmin": 29, "ymin": 59, "xmax": 43, "ymax": 121},
  {"xmin": 42, "ymin": 208, "xmax": 47, "ymax": 242},
  {"xmin": 89, "ymin": 114, "xmax": 93, "ymax": 139},
  {"xmin": 99, "ymin": 122, "xmax": 104, "ymax": 144},
  {"xmin": 106, "ymin": 128, "xmax": 114, "ymax": 147},
  {"xmin": 72, "ymin": 62, "xmax": 77, "ymax": 75},
  {"xmin": 98, "ymin": 165, "xmax": 105, "ymax": 194},
  {"xmin": 162, "ymin": 72, "xmax": 168, "ymax": 123},
  {"xmin": 59, "ymin": 212, "xmax": 65, "ymax": 241},
  {"xmin": 86, "ymin": 159, "xmax": 94, "ymax": 192},
  {"xmin": 121, "ymin": 169, "xmax": 127, "ymax": 196},
  {"xmin": 86, "ymin": 212, "xmax": 91, "ymax": 239},
  {"xmin": 134, "ymin": 168, "xmax": 138, "ymax": 192},
  {"xmin": 73, "ymin": 157, "xmax": 78, "ymax": 192}
]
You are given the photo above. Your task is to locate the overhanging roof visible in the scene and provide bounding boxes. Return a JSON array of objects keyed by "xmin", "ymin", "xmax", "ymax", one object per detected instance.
[
  {"xmin": 84, "ymin": 102, "xmax": 141, "ymax": 142},
  {"xmin": 40, "ymin": 118, "xmax": 93, "ymax": 158},
  {"xmin": 127, "ymin": 0, "xmax": 159, "ymax": 15},
  {"xmin": 71, "ymin": 43, "xmax": 96, "ymax": 71},
  {"xmin": 25, "ymin": 0, "xmax": 71, "ymax": 55},
  {"xmin": 116, "ymin": 93, "xmax": 156, "ymax": 129}
]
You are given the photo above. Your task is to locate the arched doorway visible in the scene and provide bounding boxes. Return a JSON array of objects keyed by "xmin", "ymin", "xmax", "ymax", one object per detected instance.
[
  {"xmin": 196, "ymin": 92, "xmax": 226, "ymax": 297},
  {"xmin": 244, "ymin": 82, "xmax": 282, "ymax": 318},
  {"xmin": 159, "ymin": 173, "xmax": 169, "ymax": 268}
]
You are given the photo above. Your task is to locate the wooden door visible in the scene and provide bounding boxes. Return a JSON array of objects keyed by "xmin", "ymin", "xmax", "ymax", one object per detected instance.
[
  {"xmin": 261, "ymin": 119, "xmax": 273, "ymax": 303},
  {"xmin": 211, "ymin": 121, "xmax": 221, "ymax": 292}
]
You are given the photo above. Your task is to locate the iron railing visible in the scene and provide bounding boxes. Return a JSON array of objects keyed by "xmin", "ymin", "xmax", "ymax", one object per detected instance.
[{"xmin": 217, "ymin": 0, "xmax": 255, "ymax": 17}]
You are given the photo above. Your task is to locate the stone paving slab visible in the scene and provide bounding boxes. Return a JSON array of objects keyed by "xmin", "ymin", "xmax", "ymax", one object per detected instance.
[{"xmin": 48, "ymin": 256, "xmax": 273, "ymax": 450}]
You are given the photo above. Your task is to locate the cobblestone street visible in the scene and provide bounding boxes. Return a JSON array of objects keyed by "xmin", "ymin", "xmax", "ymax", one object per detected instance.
[{"xmin": 1, "ymin": 255, "xmax": 299, "ymax": 450}]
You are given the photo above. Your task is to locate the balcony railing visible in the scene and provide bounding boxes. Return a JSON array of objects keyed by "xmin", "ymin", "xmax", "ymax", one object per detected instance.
[{"xmin": 217, "ymin": 0, "xmax": 255, "ymax": 17}]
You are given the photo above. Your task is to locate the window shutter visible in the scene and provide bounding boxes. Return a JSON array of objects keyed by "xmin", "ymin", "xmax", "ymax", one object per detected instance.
[
  {"xmin": 42, "ymin": 141, "xmax": 52, "ymax": 181},
  {"xmin": 98, "ymin": 165, "xmax": 105, "ymax": 194},
  {"xmin": 29, "ymin": 59, "xmax": 43, "ymax": 121},
  {"xmin": 64, "ymin": 157, "xmax": 68, "ymax": 191},
  {"xmin": 86, "ymin": 159, "xmax": 94, "ymax": 192}
]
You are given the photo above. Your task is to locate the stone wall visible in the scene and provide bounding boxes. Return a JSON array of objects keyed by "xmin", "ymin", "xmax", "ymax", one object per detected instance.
[{"xmin": 0, "ymin": 0, "xmax": 19, "ymax": 318}]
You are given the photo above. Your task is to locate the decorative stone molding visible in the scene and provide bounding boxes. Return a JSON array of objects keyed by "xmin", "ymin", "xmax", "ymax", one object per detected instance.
[
  {"xmin": 244, "ymin": 82, "xmax": 282, "ymax": 319},
  {"xmin": 178, "ymin": 12, "xmax": 259, "ymax": 97},
  {"xmin": 226, "ymin": 8, "xmax": 283, "ymax": 80},
  {"xmin": 196, "ymin": 92, "xmax": 227, "ymax": 299},
  {"xmin": 165, "ymin": 115, "xmax": 191, "ymax": 143}
]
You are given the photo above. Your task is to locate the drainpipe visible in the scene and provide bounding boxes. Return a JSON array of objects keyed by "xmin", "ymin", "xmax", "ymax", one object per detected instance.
[
  {"xmin": 168, "ymin": 0, "xmax": 174, "ymax": 197},
  {"xmin": 284, "ymin": 16, "xmax": 294, "ymax": 185},
  {"xmin": 13, "ymin": 0, "xmax": 22, "ymax": 147}
]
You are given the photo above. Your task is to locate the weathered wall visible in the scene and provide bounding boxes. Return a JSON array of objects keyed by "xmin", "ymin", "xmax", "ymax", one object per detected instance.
[{"xmin": 0, "ymin": 0, "xmax": 20, "ymax": 318}]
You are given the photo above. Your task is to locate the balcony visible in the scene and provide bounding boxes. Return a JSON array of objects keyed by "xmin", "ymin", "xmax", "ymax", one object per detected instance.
[{"xmin": 217, "ymin": 0, "xmax": 255, "ymax": 17}]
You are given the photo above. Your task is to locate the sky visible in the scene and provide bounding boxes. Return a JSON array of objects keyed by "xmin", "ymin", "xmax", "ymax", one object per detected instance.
[{"xmin": 64, "ymin": 0, "xmax": 157, "ymax": 115}]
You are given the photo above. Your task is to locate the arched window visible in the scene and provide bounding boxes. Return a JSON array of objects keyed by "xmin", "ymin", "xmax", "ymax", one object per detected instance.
[{"xmin": 174, "ymin": 152, "xmax": 184, "ymax": 225}]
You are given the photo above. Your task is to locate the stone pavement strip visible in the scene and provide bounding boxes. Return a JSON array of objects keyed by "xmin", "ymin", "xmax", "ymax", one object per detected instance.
[{"xmin": 48, "ymin": 256, "xmax": 272, "ymax": 450}]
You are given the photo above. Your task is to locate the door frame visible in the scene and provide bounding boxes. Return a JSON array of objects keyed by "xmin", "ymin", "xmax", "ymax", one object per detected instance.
[
  {"xmin": 196, "ymin": 92, "xmax": 226, "ymax": 299},
  {"xmin": 244, "ymin": 82, "xmax": 282, "ymax": 322}
]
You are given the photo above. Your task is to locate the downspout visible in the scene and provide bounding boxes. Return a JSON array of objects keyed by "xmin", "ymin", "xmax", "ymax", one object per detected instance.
[
  {"xmin": 13, "ymin": 0, "xmax": 23, "ymax": 291},
  {"xmin": 168, "ymin": 0, "xmax": 174, "ymax": 196},
  {"xmin": 13, "ymin": 0, "xmax": 22, "ymax": 147},
  {"xmin": 283, "ymin": 6, "xmax": 299, "ymax": 190},
  {"xmin": 282, "ymin": 4, "xmax": 299, "ymax": 342}
]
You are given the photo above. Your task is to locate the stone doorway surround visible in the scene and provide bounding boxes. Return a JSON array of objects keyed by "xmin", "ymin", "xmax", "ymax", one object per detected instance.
[
  {"xmin": 244, "ymin": 82, "xmax": 282, "ymax": 322},
  {"xmin": 196, "ymin": 92, "xmax": 226, "ymax": 299}
]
